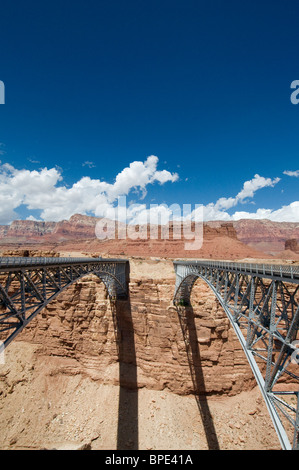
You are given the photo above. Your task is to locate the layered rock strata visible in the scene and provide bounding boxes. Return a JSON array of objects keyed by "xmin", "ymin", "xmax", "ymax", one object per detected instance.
[{"xmin": 17, "ymin": 273, "xmax": 255, "ymax": 397}]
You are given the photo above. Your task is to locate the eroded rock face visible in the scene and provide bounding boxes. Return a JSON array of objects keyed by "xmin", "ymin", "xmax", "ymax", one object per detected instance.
[
  {"xmin": 1, "ymin": 249, "xmax": 59, "ymax": 257},
  {"xmin": 285, "ymin": 239, "xmax": 299, "ymax": 253},
  {"xmin": 17, "ymin": 273, "xmax": 255, "ymax": 397},
  {"xmin": 234, "ymin": 219, "xmax": 299, "ymax": 252}
]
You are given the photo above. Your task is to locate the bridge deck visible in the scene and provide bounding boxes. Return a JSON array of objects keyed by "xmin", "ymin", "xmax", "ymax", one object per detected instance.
[
  {"xmin": 0, "ymin": 256, "xmax": 128, "ymax": 270},
  {"xmin": 174, "ymin": 259, "xmax": 299, "ymax": 283},
  {"xmin": 0, "ymin": 256, "xmax": 129, "ymax": 270}
]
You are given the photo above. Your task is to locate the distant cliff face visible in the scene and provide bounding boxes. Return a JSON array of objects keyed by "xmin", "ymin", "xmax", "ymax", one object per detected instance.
[
  {"xmin": 52, "ymin": 214, "xmax": 99, "ymax": 239},
  {"xmin": 0, "ymin": 215, "xmax": 299, "ymax": 259},
  {"xmin": 233, "ymin": 219, "xmax": 299, "ymax": 252},
  {"xmin": 0, "ymin": 214, "xmax": 98, "ymax": 243},
  {"xmin": 0, "ymin": 217, "xmax": 237, "ymax": 242},
  {"xmin": 204, "ymin": 222, "xmax": 237, "ymax": 239},
  {"xmin": 0, "ymin": 219, "xmax": 56, "ymax": 241}
]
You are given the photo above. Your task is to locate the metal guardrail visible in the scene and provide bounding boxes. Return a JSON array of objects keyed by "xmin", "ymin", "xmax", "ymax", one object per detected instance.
[
  {"xmin": 0, "ymin": 256, "xmax": 128, "ymax": 269},
  {"xmin": 174, "ymin": 259, "xmax": 299, "ymax": 280}
]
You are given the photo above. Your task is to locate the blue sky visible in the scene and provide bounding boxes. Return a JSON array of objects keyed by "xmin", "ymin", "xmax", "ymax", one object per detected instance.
[{"xmin": 0, "ymin": 0, "xmax": 298, "ymax": 224}]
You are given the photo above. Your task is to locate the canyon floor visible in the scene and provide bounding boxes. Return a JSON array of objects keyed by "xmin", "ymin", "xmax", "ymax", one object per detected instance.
[{"xmin": 1, "ymin": 254, "xmax": 297, "ymax": 451}]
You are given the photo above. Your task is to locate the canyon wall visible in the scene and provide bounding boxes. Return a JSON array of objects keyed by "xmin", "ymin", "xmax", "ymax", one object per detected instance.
[{"xmin": 16, "ymin": 269, "xmax": 255, "ymax": 397}]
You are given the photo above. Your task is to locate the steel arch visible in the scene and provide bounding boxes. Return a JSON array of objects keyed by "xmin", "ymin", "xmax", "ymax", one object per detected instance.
[
  {"xmin": 0, "ymin": 257, "xmax": 130, "ymax": 348},
  {"xmin": 173, "ymin": 260, "xmax": 299, "ymax": 450}
]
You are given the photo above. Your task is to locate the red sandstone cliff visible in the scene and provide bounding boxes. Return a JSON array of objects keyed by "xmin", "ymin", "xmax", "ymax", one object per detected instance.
[
  {"xmin": 233, "ymin": 219, "xmax": 299, "ymax": 253},
  {"xmin": 0, "ymin": 219, "xmax": 56, "ymax": 243},
  {"xmin": 0, "ymin": 215, "xmax": 299, "ymax": 260}
]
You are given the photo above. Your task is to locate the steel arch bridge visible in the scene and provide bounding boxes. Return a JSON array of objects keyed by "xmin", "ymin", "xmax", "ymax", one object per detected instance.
[
  {"xmin": 173, "ymin": 259, "xmax": 299, "ymax": 450},
  {"xmin": 0, "ymin": 257, "xmax": 129, "ymax": 349}
]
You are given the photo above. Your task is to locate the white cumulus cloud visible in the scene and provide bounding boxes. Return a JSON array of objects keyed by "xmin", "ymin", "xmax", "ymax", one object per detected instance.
[
  {"xmin": 213, "ymin": 174, "xmax": 281, "ymax": 212},
  {"xmin": 231, "ymin": 201, "xmax": 299, "ymax": 222},
  {"xmin": 283, "ymin": 170, "xmax": 299, "ymax": 177},
  {"xmin": 187, "ymin": 173, "xmax": 298, "ymax": 223},
  {"xmin": 0, "ymin": 156, "xmax": 179, "ymax": 224},
  {"xmin": 0, "ymin": 160, "xmax": 298, "ymax": 225}
]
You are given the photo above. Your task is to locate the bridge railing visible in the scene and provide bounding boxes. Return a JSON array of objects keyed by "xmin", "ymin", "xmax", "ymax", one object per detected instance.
[
  {"xmin": 0, "ymin": 257, "xmax": 128, "ymax": 269},
  {"xmin": 174, "ymin": 259, "xmax": 299, "ymax": 280}
]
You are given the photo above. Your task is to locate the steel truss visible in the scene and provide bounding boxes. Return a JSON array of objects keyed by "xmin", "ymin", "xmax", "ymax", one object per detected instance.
[
  {"xmin": 173, "ymin": 260, "xmax": 299, "ymax": 450},
  {"xmin": 0, "ymin": 257, "xmax": 129, "ymax": 348}
]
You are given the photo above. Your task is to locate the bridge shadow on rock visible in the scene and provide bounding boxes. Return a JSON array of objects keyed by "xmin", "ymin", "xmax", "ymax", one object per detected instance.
[
  {"xmin": 176, "ymin": 304, "xmax": 220, "ymax": 450},
  {"xmin": 111, "ymin": 296, "xmax": 138, "ymax": 450}
]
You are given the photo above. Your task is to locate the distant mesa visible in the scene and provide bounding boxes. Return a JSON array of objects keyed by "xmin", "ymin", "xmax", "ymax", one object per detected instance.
[{"xmin": 0, "ymin": 214, "xmax": 298, "ymax": 261}]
